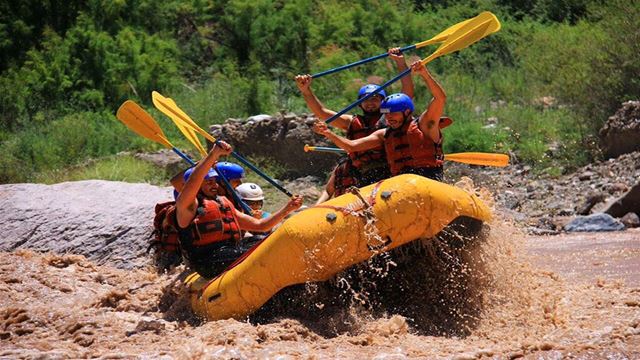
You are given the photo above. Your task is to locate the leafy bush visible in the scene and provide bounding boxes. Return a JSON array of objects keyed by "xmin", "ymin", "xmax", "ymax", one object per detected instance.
[
  {"xmin": 0, "ymin": 111, "xmax": 150, "ymax": 183},
  {"xmin": 32, "ymin": 155, "xmax": 168, "ymax": 185},
  {"xmin": 0, "ymin": 0, "xmax": 636, "ymax": 184}
]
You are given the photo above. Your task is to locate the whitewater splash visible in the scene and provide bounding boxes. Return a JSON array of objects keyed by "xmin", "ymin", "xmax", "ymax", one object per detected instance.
[{"xmin": 1, "ymin": 178, "xmax": 639, "ymax": 358}]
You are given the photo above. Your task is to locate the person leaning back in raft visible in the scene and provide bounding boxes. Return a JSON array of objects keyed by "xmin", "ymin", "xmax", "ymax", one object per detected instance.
[
  {"xmin": 313, "ymin": 61, "xmax": 451, "ymax": 182},
  {"xmin": 174, "ymin": 141, "xmax": 303, "ymax": 279}
]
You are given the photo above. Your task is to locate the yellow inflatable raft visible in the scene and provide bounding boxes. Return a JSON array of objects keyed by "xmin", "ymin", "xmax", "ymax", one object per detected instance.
[{"xmin": 184, "ymin": 174, "xmax": 491, "ymax": 321}]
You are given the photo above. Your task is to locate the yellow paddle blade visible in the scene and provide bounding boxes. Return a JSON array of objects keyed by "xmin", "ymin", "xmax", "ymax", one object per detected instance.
[
  {"xmin": 414, "ymin": 18, "xmax": 473, "ymax": 48},
  {"xmin": 151, "ymin": 91, "xmax": 218, "ymax": 144},
  {"xmin": 151, "ymin": 93, "xmax": 207, "ymax": 156},
  {"xmin": 421, "ymin": 12, "xmax": 501, "ymax": 65},
  {"xmin": 116, "ymin": 100, "xmax": 173, "ymax": 149},
  {"xmin": 444, "ymin": 152, "xmax": 509, "ymax": 167},
  {"xmin": 163, "ymin": 97, "xmax": 207, "ymax": 156}
]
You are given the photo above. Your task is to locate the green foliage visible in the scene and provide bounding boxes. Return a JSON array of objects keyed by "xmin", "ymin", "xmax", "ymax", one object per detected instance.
[
  {"xmin": 0, "ymin": 0, "xmax": 636, "ymax": 184},
  {"xmin": 517, "ymin": 0, "xmax": 640, "ymax": 132},
  {"xmin": 0, "ymin": 111, "xmax": 150, "ymax": 183},
  {"xmin": 496, "ymin": 0, "xmax": 594, "ymax": 23},
  {"xmin": 32, "ymin": 154, "xmax": 168, "ymax": 185},
  {"xmin": 0, "ymin": 2, "xmax": 181, "ymax": 131}
]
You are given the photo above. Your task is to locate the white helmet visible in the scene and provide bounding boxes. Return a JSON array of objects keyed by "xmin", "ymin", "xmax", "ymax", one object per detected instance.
[{"xmin": 236, "ymin": 182, "xmax": 264, "ymax": 201}]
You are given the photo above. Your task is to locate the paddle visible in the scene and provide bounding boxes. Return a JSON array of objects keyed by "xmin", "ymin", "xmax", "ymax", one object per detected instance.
[
  {"xmin": 311, "ymin": 11, "xmax": 498, "ymax": 78},
  {"xmin": 116, "ymin": 101, "xmax": 253, "ymax": 214},
  {"xmin": 160, "ymin": 96, "xmax": 207, "ymax": 156},
  {"xmin": 151, "ymin": 91, "xmax": 294, "ymax": 197},
  {"xmin": 304, "ymin": 145, "xmax": 509, "ymax": 167},
  {"xmin": 116, "ymin": 100, "xmax": 194, "ymax": 164},
  {"xmin": 420, "ymin": 12, "xmax": 500, "ymax": 65},
  {"xmin": 323, "ymin": 12, "xmax": 500, "ymax": 125},
  {"xmin": 303, "ymin": 144, "xmax": 347, "ymax": 155}
]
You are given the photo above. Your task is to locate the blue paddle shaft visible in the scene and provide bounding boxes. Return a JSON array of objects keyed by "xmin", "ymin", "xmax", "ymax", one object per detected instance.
[
  {"xmin": 172, "ymin": 147, "xmax": 195, "ymax": 165},
  {"xmin": 311, "ymin": 146, "xmax": 346, "ymax": 154},
  {"xmin": 217, "ymin": 171, "xmax": 253, "ymax": 214},
  {"xmin": 324, "ymin": 68, "xmax": 411, "ymax": 124},
  {"xmin": 311, "ymin": 45, "xmax": 416, "ymax": 79},
  {"xmin": 172, "ymin": 147, "xmax": 252, "ymax": 214},
  {"xmin": 218, "ymin": 143, "xmax": 293, "ymax": 197}
]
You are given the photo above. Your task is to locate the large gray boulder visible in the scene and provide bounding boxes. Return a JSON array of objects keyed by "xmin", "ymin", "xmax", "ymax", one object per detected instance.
[
  {"xmin": 604, "ymin": 182, "xmax": 640, "ymax": 218},
  {"xmin": 210, "ymin": 113, "xmax": 339, "ymax": 179},
  {"xmin": 0, "ymin": 181, "xmax": 172, "ymax": 269},
  {"xmin": 599, "ymin": 100, "xmax": 640, "ymax": 158},
  {"xmin": 564, "ymin": 213, "xmax": 625, "ymax": 232}
]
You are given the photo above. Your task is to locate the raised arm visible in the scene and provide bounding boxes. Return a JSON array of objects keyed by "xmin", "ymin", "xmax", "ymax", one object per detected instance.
[
  {"xmin": 389, "ymin": 48, "xmax": 414, "ymax": 99},
  {"xmin": 175, "ymin": 142, "xmax": 232, "ymax": 228},
  {"xmin": 313, "ymin": 120, "xmax": 384, "ymax": 153},
  {"xmin": 411, "ymin": 61, "xmax": 446, "ymax": 143},
  {"xmin": 170, "ymin": 169, "xmax": 187, "ymax": 192},
  {"xmin": 295, "ymin": 74, "xmax": 352, "ymax": 131},
  {"xmin": 235, "ymin": 195, "xmax": 303, "ymax": 232}
]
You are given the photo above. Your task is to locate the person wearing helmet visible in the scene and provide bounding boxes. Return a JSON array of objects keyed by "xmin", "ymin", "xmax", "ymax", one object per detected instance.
[
  {"xmin": 170, "ymin": 166, "xmax": 220, "ymax": 200},
  {"xmin": 295, "ymin": 48, "xmax": 414, "ymax": 203},
  {"xmin": 213, "ymin": 161, "xmax": 246, "ymax": 210},
  {"xmin": 313, "ymin": 61, "xmax": 450, "ymax": 182},
  {"xmin": 236, "ymin": 182, "xmax": 271, "ymax": 219},
  {"xmin": 215, "ymin": 161, "xmax": 244, "ymax": 188},
  {"xmin": 174, "ymin": 142, "xmax": 304, "ymax": 279}
]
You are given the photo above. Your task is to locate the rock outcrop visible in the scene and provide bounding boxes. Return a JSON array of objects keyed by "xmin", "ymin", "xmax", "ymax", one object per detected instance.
[
  {"xmin": 600, "ymin": 100, "xmax": 640, "ymax": 158},
  {"xmin": 604, "ymin": 182, "xmax": 640, "ymax": 219},
  {"xmin": 209, "ymin": 113, "xmax": 339, "ymax": 179},
  {"xmin": 0, "ymin": 181, "xmax": 172, "ymax": 269},
  {"xmin": 134, "ymin": 149, "xmax": 188, "ymax": 177},
  {"xmin": 446, "ymin": 151, "xmax": 640, "ymax": 232}
]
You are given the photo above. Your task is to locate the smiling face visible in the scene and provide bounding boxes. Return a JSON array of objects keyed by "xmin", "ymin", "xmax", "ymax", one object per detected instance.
[
  {"xmin": 245, "ymin": 199, "xmax": 263, "ymax": 211},
  {"xmin": 199, "ymin": 178, "xmax": 219, "ymax": 198},
  {"xmin": 385, "ymin": 111, "xmax": 409, "ymax": 129},
  {"xmin": 359, "ymin": 94, "xmax": 384, "ymax": 113}
]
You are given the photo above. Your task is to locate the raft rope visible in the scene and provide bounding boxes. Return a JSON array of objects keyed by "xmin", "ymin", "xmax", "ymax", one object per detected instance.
[
  {"xmin": 313, "ymin": 180, "xmax": 385, "ymax": 217},
  {"xmin": 189, "ymin": 180, "xmax": 388, "ymax": 298}
]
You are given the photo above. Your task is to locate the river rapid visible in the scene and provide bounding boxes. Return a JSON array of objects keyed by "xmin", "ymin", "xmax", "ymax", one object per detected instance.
[{"xmin": 1, "ymin": 219, "xmax": 639, "ymax": 359}]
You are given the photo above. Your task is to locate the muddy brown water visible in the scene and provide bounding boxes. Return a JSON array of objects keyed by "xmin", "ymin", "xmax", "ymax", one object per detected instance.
[{"xmin": 1, "ymin": 225, "xmax": 639, "ymax": 358}]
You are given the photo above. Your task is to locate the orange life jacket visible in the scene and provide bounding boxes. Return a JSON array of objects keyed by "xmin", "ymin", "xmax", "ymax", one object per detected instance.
[
  {"xmin": 179, "ymin": 197, "xmax": 242, "ymax": 249},
  {"xmin": 347, "ymin": 114, "xmax": 387, "ymax": 170},
  {"xmin": 384, "ymin": 117, "xmax": 452, "ymax": 175}
]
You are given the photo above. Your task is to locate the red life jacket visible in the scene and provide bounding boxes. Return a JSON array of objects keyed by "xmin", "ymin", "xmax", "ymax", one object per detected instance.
[
  {"xmin": 384, "ymin": 116, "xmax": 452, "ymax": 175},
  {"xmin": 151, "ymin": 201, "xmax": 179, "ymax": 251},
  {"xmin": 180, "ymin": 196, "xmax": 242, "ymax": 249},
  {"xmin": 347, "ymin": 114, "xmax": 387, "ymax": 170},
  {"xmin": 149, "ymin": 201, "xmax": 182, "ymax": 271}
]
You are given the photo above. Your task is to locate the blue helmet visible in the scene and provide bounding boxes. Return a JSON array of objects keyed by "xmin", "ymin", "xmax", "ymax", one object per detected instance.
[
  {"xmin": 380, "ymin": 93, "xmax": 414, "ymax": 114},
  {"xmin": 183, "ymin": 167, "xmax": 218, "ymax": 182},
  {"xmin": 357, "ymin": 84, "xmax": 386, "ymax": 100},
  {"xmin": 215, "ymin": 162, "xmax": 245, "ymax": 180}
]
